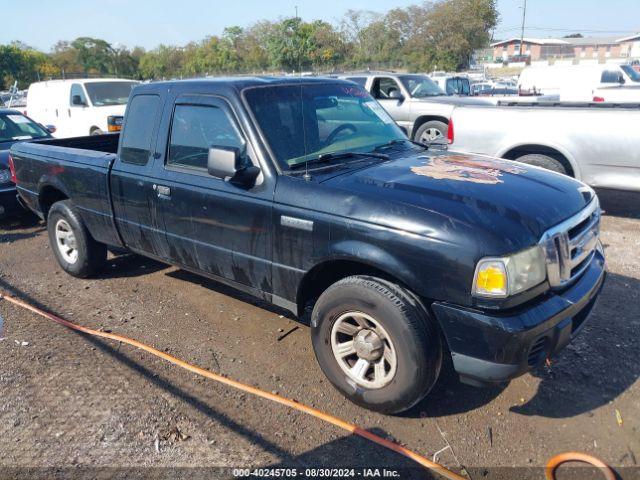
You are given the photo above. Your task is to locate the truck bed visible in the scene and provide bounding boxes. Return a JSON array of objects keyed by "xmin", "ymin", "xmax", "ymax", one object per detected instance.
[
  {"xmin": 10, "ymin": 133, "xmax": 122, "ymax": 247},
  {"xmin": 42, "ymin": 133, "xmax": 120, "ymax": 153}
]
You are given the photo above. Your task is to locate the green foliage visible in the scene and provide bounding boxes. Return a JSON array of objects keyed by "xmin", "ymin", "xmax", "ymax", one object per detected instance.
[{"xmin": 1, "ymin": 0, "xmax": 498, "ymax": 89}]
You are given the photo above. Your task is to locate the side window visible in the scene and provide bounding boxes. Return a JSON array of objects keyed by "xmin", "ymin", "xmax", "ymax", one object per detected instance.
[
  {"xmin": 445, "ymin": 79, "xmax": 455, "ymax": 95},
  {"xmin": 460, "ymin": 79, "xmax": 470, "ymax": 95},
  {"xmin": 601, "ymin": 70, "xmax": 622, "ymax": 83},
  {"xmin": 373, "ymin": 78, "xmax": 401, "ymax": 99},
  {"xmin": 167, "ymin": 104, "xmax": 244, "ymax": 171},
  {"xmin": 70, "ymin": 84, "xmax": 88, "ymax": 106},
  {"xmin": 120, "ymin": 95, "xmax": 160, "ymax": 165},
  {"xmin": 346, "ymin": 77, "xmax": 367, "ymax": 87}
]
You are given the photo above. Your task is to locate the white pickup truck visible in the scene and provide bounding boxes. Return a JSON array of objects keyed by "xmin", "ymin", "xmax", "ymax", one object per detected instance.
[{"xmin": 449, "ymin": 101, "xmax": 640, "ymax": 192}]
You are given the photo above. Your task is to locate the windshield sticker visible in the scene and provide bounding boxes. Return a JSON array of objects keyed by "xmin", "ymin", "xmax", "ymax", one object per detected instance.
[
  {"xmin": 341, "ymin": 87, "xmax": 369, "ymax": 98},
  {"xmin": 363, "ymin": 101, "xmax": 395, "ymax": 124},
  {"xmin": 7, "ymin": 114, "xmax": 30, "ymax": 124},
  {"xmin": 410, "ymin": 154, "xmax": 526, "ymax": 184}
]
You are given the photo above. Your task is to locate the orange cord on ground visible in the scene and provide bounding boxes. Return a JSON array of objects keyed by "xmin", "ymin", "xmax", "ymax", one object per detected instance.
[
  {"xmin": 545, "ymin": 452, "xmax": 616, "ymax": 480},
  {"xmin": 0, "ymin": 291, "xmax": 616, "ymax": 480}
]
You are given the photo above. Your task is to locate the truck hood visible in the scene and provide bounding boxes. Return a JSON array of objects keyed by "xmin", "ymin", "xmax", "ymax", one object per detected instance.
[{"xmin": 320, "ymin": 151, "xmax": 593, "ymax": 252}]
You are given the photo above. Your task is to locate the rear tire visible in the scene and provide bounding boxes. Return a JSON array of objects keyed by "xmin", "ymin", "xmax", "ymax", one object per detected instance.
[
  {"xmin": 47, "ymin": 200, "xmax": 107, "ymax": 278},
  {"xmin": 515, "ymin": 153, "xmax": 568, "ymax": 175},
  {"xmin": 413, "ymin": 120, "xmax": 448, "ymax": 144},
  {"xmin": 311, "ymin": 275, "xmax": 442, "ymax": 414}
]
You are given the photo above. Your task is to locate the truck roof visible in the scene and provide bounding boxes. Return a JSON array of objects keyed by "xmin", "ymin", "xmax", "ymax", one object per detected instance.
[
  {"xmin": 134, "ymin": 76, "xmax": 355, "ymax": 93},
  {"xmin": 29, "ymin": 78, "xmax": 138, "ymax": 87}
]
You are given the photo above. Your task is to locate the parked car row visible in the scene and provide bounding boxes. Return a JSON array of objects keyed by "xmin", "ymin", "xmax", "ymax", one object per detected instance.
[
  {"xmin": 518, "ymin": 63, "xmax": 640, "ymax": 102},
  {"xmin": 337, "ymin": 72, "xmax": 491, "ymax": 142}
]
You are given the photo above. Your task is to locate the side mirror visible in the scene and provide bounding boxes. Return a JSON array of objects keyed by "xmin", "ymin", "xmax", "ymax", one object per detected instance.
[
  {"xmin": 208, "ymin": 146, "xmax": 239, "ymax": 179},
  {"xmin": 207, "ymin": 146, "xmax": 260, "ymax": 187},
  {"xmin": 45, "ymin": 124, "xmax": 57, "ymax": 134},
  {"xmin": 619, "ymin": 77, "xmax": 626, "ymax": 85},
  {"xmin": 388, "ymin": 90, "xmax": 404, "ymax": 101},
  {"xmin": 72, "ymin": 95, "xmax": 86, "ymax": 106}
]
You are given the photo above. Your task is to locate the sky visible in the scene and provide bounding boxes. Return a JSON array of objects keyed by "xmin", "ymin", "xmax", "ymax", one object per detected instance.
[{"xmin": 1, "ymin": 0, "xmax": 639, "ymax": 51}]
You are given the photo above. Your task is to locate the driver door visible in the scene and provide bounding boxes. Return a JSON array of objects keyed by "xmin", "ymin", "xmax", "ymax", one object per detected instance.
[
  {"xmin": 153, "ymin": 93, "xmax": 274, "ymax": 292},
  {"xmin": 371, "ymin": 77, "xmax": 408, "ymax": 124}
]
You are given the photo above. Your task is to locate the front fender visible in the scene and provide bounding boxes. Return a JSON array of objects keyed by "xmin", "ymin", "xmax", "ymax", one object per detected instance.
[{"xmin": 323, "ymin": 239, "xmax": 424, "ymax": 291}]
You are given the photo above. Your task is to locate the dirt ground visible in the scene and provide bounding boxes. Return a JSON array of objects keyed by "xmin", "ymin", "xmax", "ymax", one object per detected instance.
[{"xmin": 0, "ymin": 189, "xmax": 638, "ymax": 480}]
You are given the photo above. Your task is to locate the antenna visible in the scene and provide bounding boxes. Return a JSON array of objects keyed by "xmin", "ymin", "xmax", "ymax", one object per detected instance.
[{"xmin": 296, "ymin": 5, "xmax": 311, "ymax": 181}]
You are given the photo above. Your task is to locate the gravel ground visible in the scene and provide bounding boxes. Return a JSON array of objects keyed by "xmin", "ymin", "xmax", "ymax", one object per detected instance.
[{"xmin": 0, "ymin": 189, "xmax": 638, "ymax": 480}]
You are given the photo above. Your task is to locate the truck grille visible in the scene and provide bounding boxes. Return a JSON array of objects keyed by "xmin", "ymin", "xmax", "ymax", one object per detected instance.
[{"xmin": 540, "ymin": 197, "xmax": 600, "ymax": 289}]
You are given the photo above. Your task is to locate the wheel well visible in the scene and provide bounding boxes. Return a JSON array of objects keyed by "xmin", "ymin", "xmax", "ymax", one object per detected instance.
[
  {"xmin": 412, "ymin": 115, "xmax": 449, "ymax": 139},
  {"xmin": 39, "ymin": 186, "xmax": 68, "ymax": 220},
  {"xmin": 502, "ymin": 145, "xmax": 575, "ymax": 177},
  {"xmin": 296, "ymin": 259, "xmax": 410, "ymax": 315}
]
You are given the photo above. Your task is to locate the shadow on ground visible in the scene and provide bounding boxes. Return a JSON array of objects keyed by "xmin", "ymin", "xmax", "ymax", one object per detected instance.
[
  {"xmin": 96, "ymin": 253, "xmax": 169, "ymax": 280},
  {"xmin": 511, "ymin": 273, "xmax": 639, "ymax": 418},
  {"xmin": 0, "ymin": 212, "xmax": 43, "ymax": 242},
  {"xmin": 596, "ymin": 188, "xmax": 640, "ymax": 219},
  {"xmin": 166, "ymin": 269, "xmax": 299, "ymax": 322}
]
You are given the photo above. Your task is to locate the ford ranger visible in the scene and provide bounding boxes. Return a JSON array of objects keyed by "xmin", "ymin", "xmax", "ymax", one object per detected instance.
[{"xmin": 10, "ymin": 77, "xmax": 605, "ymax": 413}]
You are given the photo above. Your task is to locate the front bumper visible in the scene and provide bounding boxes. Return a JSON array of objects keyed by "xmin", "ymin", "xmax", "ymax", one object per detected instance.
[
  {"xmin": 0, "ymin": 186, "xmax": 21, "ymax": 219},
  {"xmin": 432, "ymin": 249, "xmax": 606, "ymax": 386}
]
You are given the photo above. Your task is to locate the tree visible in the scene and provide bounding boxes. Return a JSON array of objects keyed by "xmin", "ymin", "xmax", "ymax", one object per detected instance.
[
  {"xmin": 71, "ymin": 37, "xmax": 115, "ymax": 74},
  {"xmin": 139, "ymin": 45, "xmax": 185, "ymax": 79},
  {"xmin": 0, "ymin": 43, "xmax": 54, "ymax": 88},
  {"xmin": 0, "ymin": 0, "xmax": 499, "ymax": 84}
]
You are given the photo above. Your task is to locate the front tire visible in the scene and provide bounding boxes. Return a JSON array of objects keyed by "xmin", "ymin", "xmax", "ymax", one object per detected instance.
[
  {"xmin": 311, "ymin": 276, "xmax": 442, "ymax": 414},
  {"xmin": 47, "ymin": 200, "xmax": 107, "ymax": 278},
  {"xmin": 515, "ymin": 153, "xmax": 568, "ymax": 175},
  {"xmin": 413, "ymin": 120, "xmax": 448, "ymax": 144}
]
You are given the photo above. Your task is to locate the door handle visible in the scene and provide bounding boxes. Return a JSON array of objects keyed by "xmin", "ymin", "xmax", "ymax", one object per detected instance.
[{"xmin": 153, "ymin": 184, "xmax": 171, "ymax": 198}]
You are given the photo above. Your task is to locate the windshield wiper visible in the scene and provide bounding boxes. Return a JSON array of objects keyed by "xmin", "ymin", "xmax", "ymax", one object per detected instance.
[
  {"xmin": 285, "ymin": 151, "xmax": 390, "ymax": 175},
  {"xmin": 373, "ymin": 138, "xmax": 428, "ymax": 151},
  {"xmin": 288, "ymin": 151, "xmax": 389, "ymax": 171}
]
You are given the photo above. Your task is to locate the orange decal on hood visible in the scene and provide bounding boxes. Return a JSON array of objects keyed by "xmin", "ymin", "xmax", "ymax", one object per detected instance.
[{"xmin": 410, "ymin": 155, "xmax": 526, "ymax": 185}]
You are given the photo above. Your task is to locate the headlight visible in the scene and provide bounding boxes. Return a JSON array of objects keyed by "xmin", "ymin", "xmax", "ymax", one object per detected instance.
[
  {"xmin": 473, "ymin": 245, "xmax": 547, "ymax": 298},
  {"xmin": 0, "ymin": 169, "xmax": 11, "ymax": 185}
]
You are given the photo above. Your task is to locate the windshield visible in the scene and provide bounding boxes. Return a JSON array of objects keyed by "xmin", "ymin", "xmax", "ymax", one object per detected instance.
[
  {"xmin": 84, "ymin": 81, "xmax": 138, "ymax": 106},
  {"xmin": 0, "ymin": 113, "xmax": 49, "ymax": 143},
  {"xmin": 399, "ymin": 75, "xmax": 444, "ymax": 98},
  {"xmin": 244, "ymin": 83, "xmax": 407, "ymax": 168},
  {"xmin": 621, "ymin": 65, "xmax": 640, "ymax": 82}
]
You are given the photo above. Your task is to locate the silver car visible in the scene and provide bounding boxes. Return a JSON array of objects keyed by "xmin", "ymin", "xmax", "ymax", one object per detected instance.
[
  {"xmin": 338, "ymin": 73, "xmax": 490, "ymax": 143},
  {"xmin": 450, "ymin": 101, "xmax": 640, "ymax": 192}
]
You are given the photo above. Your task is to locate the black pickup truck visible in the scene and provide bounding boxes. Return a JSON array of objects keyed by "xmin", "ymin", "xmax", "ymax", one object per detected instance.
[{"xmin": 10, "ymin": 77, "xmax": 605, "ymax": 413}]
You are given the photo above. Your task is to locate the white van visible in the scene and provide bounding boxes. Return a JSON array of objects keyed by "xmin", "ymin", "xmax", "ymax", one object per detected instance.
[
  {"xmin": 518, "ymin": 64, "xmax": 640, "ymax": 101},
  {"xmin": 26, "ymin": 79, "xmax": 139, "ymax": 138}
]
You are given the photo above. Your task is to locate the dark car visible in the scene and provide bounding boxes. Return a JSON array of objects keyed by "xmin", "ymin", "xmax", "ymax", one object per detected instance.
[
  {"xmin": 0, "ymin": 110, "xmax": 52, "ymax": 218},
  {"xmin": 11, "ymin": 78, "xmax": 605, "ymax": 413}
]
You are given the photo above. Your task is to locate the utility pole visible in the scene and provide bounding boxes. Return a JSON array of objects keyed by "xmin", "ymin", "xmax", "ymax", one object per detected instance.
[{"xmin": 519, "ymin": 0, "xmax": 528, "ymax": 56}]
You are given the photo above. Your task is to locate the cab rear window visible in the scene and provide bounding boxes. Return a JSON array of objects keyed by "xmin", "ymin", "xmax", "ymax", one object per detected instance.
[{"xmin": 120, "ymin": 95, "xmax": 160, "ymax": 165}]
